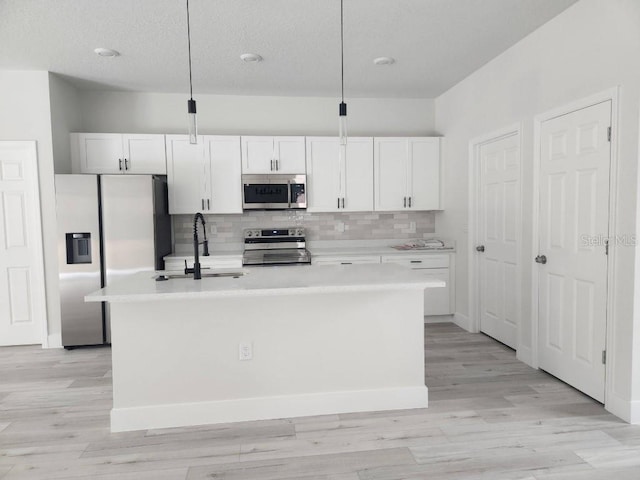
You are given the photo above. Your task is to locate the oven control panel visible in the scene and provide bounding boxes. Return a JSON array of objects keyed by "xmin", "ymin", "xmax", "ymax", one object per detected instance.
[{"xmin": 244, "ymin": 228, "xmax": 305, "ymax": 239}]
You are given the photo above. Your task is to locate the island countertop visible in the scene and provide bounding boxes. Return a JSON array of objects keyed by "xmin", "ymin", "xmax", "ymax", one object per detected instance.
[{"xmin": 86, "ymin": 263, "xmax": 445, "ymax": 303}]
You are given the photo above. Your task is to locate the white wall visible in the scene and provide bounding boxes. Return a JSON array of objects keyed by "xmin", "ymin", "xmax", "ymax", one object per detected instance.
[
  {"xmin": 48, "ymin": 74, "xmax": 82, "ymax": 174},
  {"xmin": 0, "ymin": 71, "xmax": 62, "ymax": 347},
  {"xmin": 78, "ymin": 91, "xmax": 436, "ymax": 136},
  {"xmin": 434, "ymin": 0, "xmax": 640, "ymax": 421}
]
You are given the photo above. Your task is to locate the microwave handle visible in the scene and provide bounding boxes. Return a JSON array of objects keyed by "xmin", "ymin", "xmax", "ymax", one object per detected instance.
[{"xmin": 287, "ymin": 179, "xmax": 292, "ymax": 208}]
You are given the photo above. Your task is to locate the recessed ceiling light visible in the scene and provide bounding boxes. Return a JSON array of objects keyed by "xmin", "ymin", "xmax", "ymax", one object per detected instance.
[
  {"xmin": 94, "ymin": 48, "xmax": 120, "ymax": 57},
  {"xmin": 373, "ymin": 57, "xmax": 395, "ymax": 66},
  {"xmin": 240, "ymin": 53, "xmax": 262, "ymax": 63}
]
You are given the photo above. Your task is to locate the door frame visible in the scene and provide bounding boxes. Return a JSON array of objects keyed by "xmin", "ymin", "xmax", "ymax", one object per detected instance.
[
  {"xmin": 531, "ymin": 87, "xmax": 620, "ymax": 406},
  {"xmin": 468, "ymin": 123, "xmax": 523, "ymax": 337}
]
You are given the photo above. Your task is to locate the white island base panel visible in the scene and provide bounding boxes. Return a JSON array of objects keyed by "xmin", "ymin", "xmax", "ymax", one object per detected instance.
[{"xmin": 109, "ymin": 289, "xmax": 427, "ymax": 432}]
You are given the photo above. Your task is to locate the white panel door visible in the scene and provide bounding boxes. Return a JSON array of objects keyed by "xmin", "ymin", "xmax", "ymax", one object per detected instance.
[
  {"xmin": 0, "ymin": 142, "xmax": 46, "ymax": 346},
  {"xmin": 241, "ymin": 136, "xmax": 274, "ymax": 174},
  {"xmin": 77, "ymin": 133, "xmax": 123, "ymax": 174},
  {"xmin": 538, "ymin": 100, "xmax": 611, "ymax": 402},
  {"xmin": 408, "ymin": 138, "xmax": 440, "ymax": 210},
  {"xmin": 344, "ymin": 138, "xmax": 374, "ymax": 212},
  {"xmin": 166, "ymin": 135, "xmax": 207, "ymax": 214},
  {"xmin": 274, "ymin": 136, "xmax": 306, "ymax": 173},
  {"xmin": 374, "ymin": 138, "xmax": 407, "ymax": 211},
  {"xmin": 305, "ymin": 137, "xmax": 341, "ymax": 212},
  {"xmin": 205, "ymin": 136, "xmax": 242, "ymax": 214},
  {"xmin": 478, "ymin": 133, "xmax": 521, "ymax": 349},
  {"xmin": 122, "ymin": 134, "xmax": 167, "ymax": 174}
]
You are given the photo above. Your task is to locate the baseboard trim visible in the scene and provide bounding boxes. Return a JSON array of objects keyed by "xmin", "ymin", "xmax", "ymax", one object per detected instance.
[
  {"xmin": 452, "ymin": 312, "xmax": 471, "ymax": 331},
  {"xmin": 424, "ymin": 314, "xmax": 454, "ymax": 324},
  {"xmin": 606, "ymin": 391, "xmax": 640, "ymax": 424},
  {"xmin": 516, "ymin": 345, "xmax": 535, "ymax": 369},
  {"xmin": 111, "ymin": 386, "xmax": 429, "ymax": 433},
  {"xmin": 45, "ymin": 333, "xmax": 62, "ymax": 349}
]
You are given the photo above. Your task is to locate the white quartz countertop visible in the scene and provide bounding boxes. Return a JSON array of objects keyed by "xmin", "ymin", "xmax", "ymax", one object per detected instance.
[
  {"xmin": 309, "ymin": 245, "xmax": 454, "ymax": 257},
  {"xmin": 164, "ymin": 240, "xmax": 454, "ymax": 263},
  {"xmin": 86, "ymin": 263, "xmax": 445, "ymax": 303}
]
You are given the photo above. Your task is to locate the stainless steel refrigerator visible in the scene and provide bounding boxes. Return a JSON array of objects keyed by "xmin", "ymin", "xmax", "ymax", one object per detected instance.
[{"xmin": 55, "ymin": 174, "xmax": 171, "ymax": 347}]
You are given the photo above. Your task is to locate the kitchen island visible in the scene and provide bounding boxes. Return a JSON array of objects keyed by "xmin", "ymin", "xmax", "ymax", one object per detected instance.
[{"xmin": 86, "ymin": 263, "xmax": 444, "ymax": 432}]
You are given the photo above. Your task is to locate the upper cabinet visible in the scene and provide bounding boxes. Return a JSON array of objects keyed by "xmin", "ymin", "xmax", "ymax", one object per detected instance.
[
  {"xmin": 374, "ymin": 137, "xmax": 441, "ymax": 211},
  {"xmin": 71, "ymin": 133, "xmax": 167, "ymax": 175},
  {"xmin": 206, "ymin": 136, "xmax": 243, "ymax": 214},
  {"xmin": 166, "ymin": 135, "xmax": 242, "ymax": 215},
  {"xmin": 241, "ymin": 136, "xmax": 306, "ymax": 174},
  {"xmin": 306, "ymin": 137, "xmax": 373, "ymax": 212}
]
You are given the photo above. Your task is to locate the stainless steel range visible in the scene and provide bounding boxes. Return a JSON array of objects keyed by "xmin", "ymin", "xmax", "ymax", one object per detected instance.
[{"xmin": 242, "ymin": 228, "xmax": 311, "ymax": 266}]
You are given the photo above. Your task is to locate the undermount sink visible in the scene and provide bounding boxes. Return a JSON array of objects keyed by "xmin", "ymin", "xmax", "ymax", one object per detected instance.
[{"xmin": 155, "ymin": 271, "xmax": 246, "ymax": 281}]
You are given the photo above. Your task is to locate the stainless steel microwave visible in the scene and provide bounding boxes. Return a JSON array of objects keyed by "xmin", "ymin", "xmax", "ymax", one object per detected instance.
[{"xmin": 242, "ymin": 174, "xmax": 307, "ymax": 210}]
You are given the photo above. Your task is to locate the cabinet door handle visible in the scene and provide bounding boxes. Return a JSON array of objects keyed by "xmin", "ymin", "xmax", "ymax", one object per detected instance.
[
  {"xmin": 201, "ymin": 199, "xmax": 204, "ymax": 210},
  {"xmin": 275, "ymin": 159, "xmax": 279, "ymax": 171},
  {"xmin": 337, "ymin": 198, "xmax": 340, "ymax": 209},
  {"xmin": 403, "ymin": 197, "xmax": 407, "ymax": 208},
  {"xmin": 207, "ymin": 199, "xmax": 210, "ymax": 210},
  {"xmin": 270, "ymin": 159, "xmax": 273, "ymax": 171},
  {"xmin": 118, "ymin": 158, "xmax": 123, "ymax": 171},
  {"xmin": 410, "ymin": 260, "xmax": 422, "ymax": 264},
  {"xmin": 408, "ymin": 196, "xmax": 412, "ymax": 208},
  {"xmin": 124, "ymin": 158, "xmax": 129, "ymax": 170}
]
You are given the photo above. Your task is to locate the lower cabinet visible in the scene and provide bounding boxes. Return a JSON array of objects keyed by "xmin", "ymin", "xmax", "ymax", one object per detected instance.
[
  {"xmin": 310, "ymin": 252, "xmax": 454, "ymax": 316},
  {"xmin": 380, "ymin": 254, "xmax": 453, "ymax": 316},
  {"xmin": 311, "ymin": 255, "xmax": 381, "ymax": 266}
]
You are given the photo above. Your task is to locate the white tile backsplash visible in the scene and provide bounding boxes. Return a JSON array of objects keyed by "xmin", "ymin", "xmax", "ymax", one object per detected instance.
[{"xmin": 173, "ymin": 211, "xmax": 436, "ymax": 249}]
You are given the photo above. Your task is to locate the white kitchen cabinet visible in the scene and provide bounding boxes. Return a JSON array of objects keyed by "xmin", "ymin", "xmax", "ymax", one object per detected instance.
[
  {"xmin": 374, "ymin": 137, "xmax": 440, "ymax": 211},
  {"xmin": 381, "ymin": 254, "xmax": 453, "ymax": 315},
  {"xmin": 166, "ymin": 135, "xmax": 242, "ymax": 214},
  {"xmin": 311, "ymin": 255, "xmax": 381, "ymax": 266},
  {"xmin": 71, "ymin": 133, "xmax": 167, "ymax": 174},
  {"xmin": 166, "ymin": 135, "xmax": 206, "ymax": 214},
  {"xmin": 306, "ymin": 137, "xmax": 373, "ymax": 212},
  {"xmin": 241, "ymin": 136, "xmax": 306, "ymax": 174},
  {"xmin": 204, "ymin": 136, "xmax": 242, "ymax": 214}
]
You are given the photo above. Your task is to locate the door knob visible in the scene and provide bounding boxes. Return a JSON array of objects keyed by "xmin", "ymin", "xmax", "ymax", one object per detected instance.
[
  {"xmin": 535, "ymin": 255, "xmax": 547, "ymax": 264},
  {"xmin": 476, "ymin": 245, "xmax": 485, "ymax": 252}
]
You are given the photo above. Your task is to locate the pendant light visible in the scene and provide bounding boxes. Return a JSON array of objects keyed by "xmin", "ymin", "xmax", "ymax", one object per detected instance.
[
  {"xmin": 338, "ymin": 0, "xmax": 347, "ymax": 146},
  {"xmin": 185, "ymin": 0, "xmax": 197, "ymax": 144}
]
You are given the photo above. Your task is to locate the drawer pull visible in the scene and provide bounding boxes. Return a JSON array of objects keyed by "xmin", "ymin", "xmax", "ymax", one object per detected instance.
[
  {"xmin": 341, "ymin": 262, "xmax": 352, "ymax": 265},
  {"xmin": 410, "ymin": 260, "xmax": 422, "ymax": 264}
]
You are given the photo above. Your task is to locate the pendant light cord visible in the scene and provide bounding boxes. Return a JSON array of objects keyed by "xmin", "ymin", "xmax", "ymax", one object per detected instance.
[
  {"xmin": 340, "ymin": 0, "xmax": 344, "ymax": 103},
  {"xmin": 186, "ymin": 0, "xmax": 194, "ymax": 100}
]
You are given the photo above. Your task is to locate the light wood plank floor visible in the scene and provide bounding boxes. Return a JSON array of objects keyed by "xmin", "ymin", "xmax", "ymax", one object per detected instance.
[{"xmin": 1, "ymin": 323, "xmax": 640, "ymax": 479}]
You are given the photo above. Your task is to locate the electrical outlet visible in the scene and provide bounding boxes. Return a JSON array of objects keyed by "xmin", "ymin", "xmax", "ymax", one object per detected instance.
[
  {"xmin": 238, "ymin": 343, "xmax": 253, "ymax": 361},
  {"xmin": 336, "ymin": 221, "xmax": 345, "ymax": 233},
  {"xmin": 408, "ymin": 221, "xmax": 417, "ymax": 233}
]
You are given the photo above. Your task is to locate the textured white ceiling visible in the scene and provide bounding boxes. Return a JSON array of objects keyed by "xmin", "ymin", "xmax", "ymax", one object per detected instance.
[{"xmin": 0, "ymin": 0, "xmax": 578, "ymax": 98}]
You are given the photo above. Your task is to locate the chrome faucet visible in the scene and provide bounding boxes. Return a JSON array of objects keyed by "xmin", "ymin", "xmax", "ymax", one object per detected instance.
[{"xmin": 185, "ymin": 212, "xmax": 209, "ymax": 280}]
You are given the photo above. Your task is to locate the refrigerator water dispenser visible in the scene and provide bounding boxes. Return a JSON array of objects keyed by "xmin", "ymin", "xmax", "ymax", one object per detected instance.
[{"xmin": 65, "ymin": 233, "xmax": 92, "ymax": 264}]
